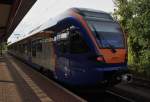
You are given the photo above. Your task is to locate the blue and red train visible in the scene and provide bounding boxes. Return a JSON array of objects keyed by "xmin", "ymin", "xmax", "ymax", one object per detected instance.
[{"xmin": 8, "ymin": 8, "xmax": 131, "ymax": 87}]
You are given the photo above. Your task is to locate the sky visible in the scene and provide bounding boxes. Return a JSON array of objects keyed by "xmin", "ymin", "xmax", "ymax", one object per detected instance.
[{"xmin": 8, "ymin": 0, "xmax": 115, "ymax": 43}]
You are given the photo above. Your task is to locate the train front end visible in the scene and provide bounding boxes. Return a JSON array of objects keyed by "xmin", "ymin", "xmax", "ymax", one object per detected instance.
[
  {"xmin": 81, "ymin": 9, "xmax": 131, "ymax": 86},
  {"xmin": 69, "ymin": 8, "xmax": 132, "ymax": 86},
  {"xmin": 88, "ymin": 21, "xmax": 130, "ymax": 85}
]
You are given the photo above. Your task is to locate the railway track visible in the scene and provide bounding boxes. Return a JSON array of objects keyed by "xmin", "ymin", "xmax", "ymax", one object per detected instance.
[
  {"xmin": 106, "ymin": 90, "xmax": 135, "ymax": 102},
  {"xmin": 131, "ymin": 76, "xmax": 150, "ymax": 88},
  {"xmin": 69, "ymin": 86, "xmax": 135, "ymax": 102}
]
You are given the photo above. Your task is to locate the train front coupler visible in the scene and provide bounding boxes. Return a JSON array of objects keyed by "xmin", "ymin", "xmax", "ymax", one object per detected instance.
[{"xmin": 117, "ymin": 73, "xmax": 132, "ymax": 83}]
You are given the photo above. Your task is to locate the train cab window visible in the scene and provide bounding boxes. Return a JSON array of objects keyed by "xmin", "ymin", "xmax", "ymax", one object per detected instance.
[{"xmin": 69, "ymin": 29, "xmax": 89, "ymax": 54}]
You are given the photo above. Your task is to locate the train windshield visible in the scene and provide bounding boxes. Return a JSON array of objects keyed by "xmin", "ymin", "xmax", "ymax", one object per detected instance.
[{"xmin": 87, "ymin": 20, "xmax": 124, "ymax": 48}]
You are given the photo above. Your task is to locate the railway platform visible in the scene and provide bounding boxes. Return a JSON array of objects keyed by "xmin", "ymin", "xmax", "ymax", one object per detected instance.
[
  {"xmin": 0, "ymin": 56, "xmax": 22, "ymax": 102},
  {"xmin": 0, "ymin": 54, "xmax": 85, "ymax": 102}
]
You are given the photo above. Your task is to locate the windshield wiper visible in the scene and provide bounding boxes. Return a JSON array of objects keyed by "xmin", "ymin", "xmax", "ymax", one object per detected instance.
[
  {"xmin": 90, "ymin": 24, "xmax": 117, "ymax": 53},
  {"xmin": 107, "ymin": 44, "xmax": 116, "ymax": 53}
]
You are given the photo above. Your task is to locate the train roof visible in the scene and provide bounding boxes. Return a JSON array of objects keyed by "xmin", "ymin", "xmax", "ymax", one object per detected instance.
[
  {"xmin": 72, "ymin": 7, "xmax": 108, "ymax": 14},
  {"xmin": 44, "ymin": 8, "xmax": 112, "ymax": 31},
  {"xmin": 9, "ymin": 7, "xmax": 111, "ymax": 45},
  {"xmin": 29, "ymin": 7, "xmax": 111, "ymax": 34}
]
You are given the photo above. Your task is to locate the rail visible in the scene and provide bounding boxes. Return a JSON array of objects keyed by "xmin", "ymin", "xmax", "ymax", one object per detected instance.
[{"xmin": 131, "ymin": 76, "xmax": 150, "ymax": 88}]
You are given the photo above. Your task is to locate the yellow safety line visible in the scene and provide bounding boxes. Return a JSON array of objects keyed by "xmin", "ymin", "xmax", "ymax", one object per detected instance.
[{"xmin": 7, "ymin": 55, "xmax": 53, "ymax": 102}]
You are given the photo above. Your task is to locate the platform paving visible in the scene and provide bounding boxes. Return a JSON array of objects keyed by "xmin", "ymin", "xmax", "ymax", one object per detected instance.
[{"xmin": 0, "ymin": 58, "xmax": 22, "ymax": 102}]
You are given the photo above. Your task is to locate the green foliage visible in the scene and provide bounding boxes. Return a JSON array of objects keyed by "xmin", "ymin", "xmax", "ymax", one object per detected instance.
[
  {"xmin": 113, "ymin": 0, "xmax": 150, "ymax": 74},
  {"xmin": 0, "ymin": 42, "xmax": 7, "ymax": 53}
]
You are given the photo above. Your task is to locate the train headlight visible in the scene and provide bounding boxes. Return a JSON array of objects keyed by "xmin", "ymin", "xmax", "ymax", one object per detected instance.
[{"xmin": 121, "ymin": 74, "xmax": 132, "ymax": 83}]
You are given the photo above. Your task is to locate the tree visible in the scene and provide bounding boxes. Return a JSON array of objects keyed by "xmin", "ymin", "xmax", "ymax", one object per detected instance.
[{"xmin": 113, "ymin": 0, "xmax": 150, "ymax": 71}]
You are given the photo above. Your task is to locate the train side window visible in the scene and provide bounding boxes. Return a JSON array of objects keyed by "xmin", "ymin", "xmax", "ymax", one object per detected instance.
[
  {"xmin": 69, "ymin": 29, "xmax": 89, "ymax": 53},
  {"xmin": 18, "ymin": 44, "xmax": 22, "ymax": 53},
  {"xmin": 36, "ymin": 39, "xmax": 42, "ymax": 52},
  {"xmin": 57, "ymin": 31, "xmax": 69, "ymax": 54},
  {"xmin": 27, "ymin": 41, "xmax": 31, "ymax": 55},
  {"xmin": 32, "ymin": 41, "xmax": 36, "ymax": 57},
  {"xmin": 22, "ymin": 44, "xmax": 26, "ymax": 54},
  {"xmin": 61, "ymin": 32, "xmax": 69, "ymax": 53}
]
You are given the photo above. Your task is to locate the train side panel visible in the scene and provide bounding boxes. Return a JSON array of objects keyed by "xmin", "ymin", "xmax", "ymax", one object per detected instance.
[{"xmin": 8, "ymin": 33, "xmax": 56, "ymax": 72}]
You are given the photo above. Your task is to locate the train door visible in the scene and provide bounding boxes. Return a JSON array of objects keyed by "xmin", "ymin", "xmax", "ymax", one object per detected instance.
[
  {"xmin": 55, "ymin": 30, "xmax": 71, "ymax": 79},
  {"xmin": 68, "ymin": 27, "xmax": 92, "ymax": 81}
]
